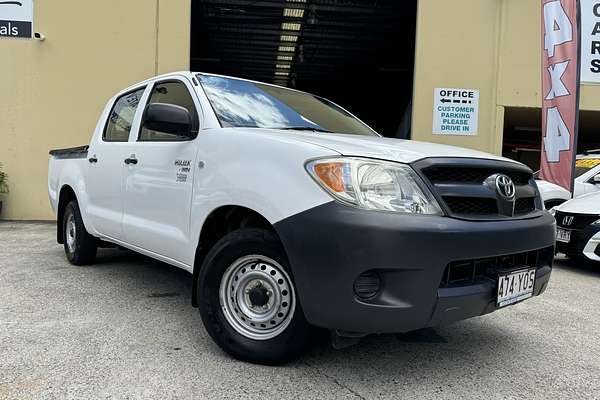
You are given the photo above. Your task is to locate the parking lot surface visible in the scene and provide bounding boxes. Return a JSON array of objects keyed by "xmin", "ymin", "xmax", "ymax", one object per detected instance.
[{"xmin": 1, "ymin": 221, "xmax": 600, "ymax": 399}]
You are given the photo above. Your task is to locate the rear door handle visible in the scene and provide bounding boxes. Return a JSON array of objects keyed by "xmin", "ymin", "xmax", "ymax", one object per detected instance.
[{"xmin": 124, "ymin": 157, "xmax": 138, "ymax": 165}]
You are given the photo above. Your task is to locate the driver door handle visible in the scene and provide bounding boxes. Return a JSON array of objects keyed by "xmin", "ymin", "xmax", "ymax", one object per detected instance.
[{"xmin": 124, "ymin": 156, "xmax": 138, "ymax": 165}]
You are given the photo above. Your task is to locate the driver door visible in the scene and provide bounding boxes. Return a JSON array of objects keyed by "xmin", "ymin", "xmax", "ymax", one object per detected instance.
[{"xmin": 121, "ymin": 78, "xmax": 201, "ymax": 265}]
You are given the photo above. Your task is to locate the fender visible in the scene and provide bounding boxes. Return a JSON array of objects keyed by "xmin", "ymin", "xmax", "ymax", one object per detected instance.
[
  {"xmin": 56, "ymin": 164, "xmax": 95, "ymax": 236},
  {"xmin": 184, "ymin": 128, "xmax": 339, "ymax": 266}
]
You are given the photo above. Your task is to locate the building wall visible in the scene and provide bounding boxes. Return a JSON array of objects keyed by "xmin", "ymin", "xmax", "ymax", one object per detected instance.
[
  {"xmin": 497, "ymin": 0, "xmax": 600, "ymax": 111},
  {"xmin": 2, "ymin": 0, "xmax": 599, "ymax": 220},
  {"xmin": 412, "ymin": 0, "xmax": 504, "ymax": 154},
  {"xmin": 0, "ymin": 0, "xmax": 190, "ymax": 220},
  {"xmin": 412, "ymin": 0, "xmax": 600, "ymax": 155}
]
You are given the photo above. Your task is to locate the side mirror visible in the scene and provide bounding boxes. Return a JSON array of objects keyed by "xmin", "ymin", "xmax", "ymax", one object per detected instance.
[
  {"xmin": 143, "ymin": 103, "xmax": 192, "ymax": 137},
  {"xmin": 593, "ymin": 173, "xmax": 600, "ymax": 184}
]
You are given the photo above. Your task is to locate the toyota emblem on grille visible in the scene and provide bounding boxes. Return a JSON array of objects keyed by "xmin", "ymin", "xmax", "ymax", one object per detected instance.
[
  {"xmin": 562, "ymin": 216, "xmax": 575, "ymax": 226},
  {"xmin": 495, "ymin": 174, "xmax": 515, "ymax": 200}
]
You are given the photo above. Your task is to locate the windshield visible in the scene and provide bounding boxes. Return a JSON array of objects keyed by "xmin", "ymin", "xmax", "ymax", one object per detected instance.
[{"xmin": 197, "ymin": 74, "xmax": 377, "ymax": 136}]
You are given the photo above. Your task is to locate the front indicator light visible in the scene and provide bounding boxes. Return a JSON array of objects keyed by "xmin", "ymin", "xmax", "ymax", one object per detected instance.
[{"xmin": 307, "ymin": 157, "xmax": 442, "ymax": 215}]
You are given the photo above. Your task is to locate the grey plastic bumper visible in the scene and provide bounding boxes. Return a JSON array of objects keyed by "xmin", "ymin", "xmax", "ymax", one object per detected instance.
[{"xmin": 274, "ymin": 202, "xmax": 556, "ymax": 334}]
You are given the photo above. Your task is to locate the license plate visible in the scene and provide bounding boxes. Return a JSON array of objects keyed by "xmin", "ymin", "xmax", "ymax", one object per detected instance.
[
  {"xmin": 497, "ymin": 269, "xmax": 536, "ymax": 308},
  {"xmin": 556, "ymin": 228, "xmax": 571, "ymax": 243}
]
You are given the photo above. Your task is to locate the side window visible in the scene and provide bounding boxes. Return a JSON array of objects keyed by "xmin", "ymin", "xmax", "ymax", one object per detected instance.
[
  {"xmin": 139, "ymin": 81, "xmax": 199, "ymax": 141},
  {"xmin": 103, "ymin": 87, "xmax": 145, "ymax": 142}
]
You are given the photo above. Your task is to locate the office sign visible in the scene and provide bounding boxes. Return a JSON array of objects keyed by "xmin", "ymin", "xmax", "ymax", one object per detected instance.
[
  {"xmin": 432, "ymin": 88, "xmax": 479, "ymax": 136},
  {"xmin": 0, "ymin": 0, "xmax": 33, "ymax": 38},
  {"xmin": 540, "ymin": 0, "xmax": 581, "ymax": 192},
  {"xmin": 581, "ymin": 0, "xmax": 600, "ymax": 83}
]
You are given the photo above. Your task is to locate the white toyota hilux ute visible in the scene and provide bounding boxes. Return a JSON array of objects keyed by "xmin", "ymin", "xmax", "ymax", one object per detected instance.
[{"xmin": 48, "ymin": 72, "xmax": 556, "ymax": 364}]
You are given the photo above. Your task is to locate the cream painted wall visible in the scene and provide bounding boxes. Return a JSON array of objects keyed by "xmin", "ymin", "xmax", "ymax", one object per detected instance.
[
  {"xmin": 413, "ymin": 0, "xmax": 600, "ymax": 159},
  {"xmin": 498, "ymin": 0, "xmax": 600, "ymax": 111},
  {"xmin": 1, "ymin": 0, "xmax": 595, "ymax": 220},
  {"xmin": 0, "ymin": 0, "xmax": 190, "ymax": 220},
  {"xmin": 412, "ymin": 0, "xmax": 504, "ymax": 154}
]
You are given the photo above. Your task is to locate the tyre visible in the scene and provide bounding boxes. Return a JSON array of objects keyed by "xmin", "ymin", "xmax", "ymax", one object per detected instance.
[
  {"xmin": 197, "ymin": 228, "xmax": 314, "ymax": 365},
  {"xmin": 63, "ymin": 200, "xmax": 98, "ymax": 265}
]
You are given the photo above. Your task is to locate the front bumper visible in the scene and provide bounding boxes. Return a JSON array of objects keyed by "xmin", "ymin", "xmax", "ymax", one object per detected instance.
[
  {"xmin": 556, "ymin": 224, "xmax": 600, "ymax": 261},
  {"xmin": 274, "ymin": 202, "xmax": 556, "ymax": 334}
]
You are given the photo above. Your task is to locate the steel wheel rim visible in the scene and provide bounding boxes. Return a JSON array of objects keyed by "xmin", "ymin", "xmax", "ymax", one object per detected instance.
[
  {"xmin": 219, "ymin": 255, "xmax": 296, "ymax": 340},
  {"xmin": 65, "ymin": 214, "xmax": 76, "ymax": 254}
]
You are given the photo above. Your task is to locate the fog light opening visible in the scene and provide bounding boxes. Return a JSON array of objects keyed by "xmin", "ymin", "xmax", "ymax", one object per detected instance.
[{"xmin": 353, "ymin": 271, "xmax": 381, "ymax": 300}]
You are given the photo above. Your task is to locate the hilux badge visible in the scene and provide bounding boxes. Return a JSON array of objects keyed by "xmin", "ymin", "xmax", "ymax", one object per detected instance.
[{"xmin": 495, "ymin": 174, "xmax": 515, "ymax": 200}]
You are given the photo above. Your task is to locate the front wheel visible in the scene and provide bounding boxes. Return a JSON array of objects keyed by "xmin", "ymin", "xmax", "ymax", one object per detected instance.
[
  {"xmin": 197, "ymin": 228, "xmax": 314, "ymax": 365},
  {"xmin": 63, "ymin": 200, "xmax": 97, "ymax": 265}
]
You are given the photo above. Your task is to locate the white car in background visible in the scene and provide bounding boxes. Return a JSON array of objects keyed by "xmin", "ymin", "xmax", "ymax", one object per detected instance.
[
  {"xmin": 553, "ymin": 191, "xmax": 600, "ymax": 262},
  {"xmin": 536, "ymin": 152, "xmax": 600, "ymax": 208}
]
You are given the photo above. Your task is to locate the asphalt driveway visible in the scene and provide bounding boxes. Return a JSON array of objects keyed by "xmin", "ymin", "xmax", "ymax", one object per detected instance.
[{"xmin": 1, "ymin": 221, "xmax": 599, "ymax": 399}]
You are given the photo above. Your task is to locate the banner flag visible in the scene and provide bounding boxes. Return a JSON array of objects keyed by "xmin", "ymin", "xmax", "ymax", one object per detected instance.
[{"xmin": 540, "ymin": 0, "xmax": 581, "ymax": 192}]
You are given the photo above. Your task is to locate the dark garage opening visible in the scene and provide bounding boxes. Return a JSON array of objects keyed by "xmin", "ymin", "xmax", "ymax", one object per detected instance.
[
  {"xmin": 502, "ymin": 107, "xmax": 600, "ymax": 170},
  {"xmin": 190, "ymin": 0, "xmax": 417, "ymax": 138}
]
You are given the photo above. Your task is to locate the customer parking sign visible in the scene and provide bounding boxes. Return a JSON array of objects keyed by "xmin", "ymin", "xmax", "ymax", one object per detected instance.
[{"xmin": 432, "ymin": 88, "xmax": 479, "ymax": 136}]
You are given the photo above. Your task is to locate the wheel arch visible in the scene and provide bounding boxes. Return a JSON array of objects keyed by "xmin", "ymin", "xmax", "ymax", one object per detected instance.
[
  {"xmin": 56, "ymin": 184, "xmax": 79, "ymax": 244},
  {"xmin": 191, "ymin": 205, "xmax": 283, "ymax": 307}
]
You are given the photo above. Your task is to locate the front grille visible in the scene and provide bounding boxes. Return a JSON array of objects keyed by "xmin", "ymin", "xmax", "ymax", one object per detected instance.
[
  {"xmin": 443, "ymin": 196, "xmax": 537, "ymax": 216},
  {"xmin": 514, "ymin": 197, "xmax": 536, "ymax": 215},
  {"xmin": 423, "ymin": 167, "xmax": 531, "ymax": 185},
  {"xmin": 555, "ymin": 212, "xmax": 600, "ymax": 229},
  {"xmin": 444, "ymin": 197, "xmax": 497, "ymax": 215},
  {"xmin": 413, "ymin": 158, "xmax": 541, "ymax": 220},
  {"xmin": 440, "ymin": 246, "xmax": 554, "ymax": 287}
]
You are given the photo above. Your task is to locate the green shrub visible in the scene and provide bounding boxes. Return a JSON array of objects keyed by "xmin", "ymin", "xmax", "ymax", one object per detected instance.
[{"xmin": 0, "ymin": 163, "xmax": 8, "ymax": 194}]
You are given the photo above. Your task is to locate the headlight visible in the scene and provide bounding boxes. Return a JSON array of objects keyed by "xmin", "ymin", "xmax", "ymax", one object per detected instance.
[
  {"xmin": 306, "ymin": 157, "xmax": 442, "ymax": 215},
  {"xmin": 592, "ymin": 218, "xmax": 600, "ymax": 225}
]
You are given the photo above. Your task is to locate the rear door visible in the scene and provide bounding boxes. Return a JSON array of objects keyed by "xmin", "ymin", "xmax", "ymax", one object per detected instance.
[
  {"xmin": 86, "ymin": 86, "xmax": 147, "ymax": 239},
  {"xmin": 122, "ymin": 78, "xmax": 201, "ymax": 264}
]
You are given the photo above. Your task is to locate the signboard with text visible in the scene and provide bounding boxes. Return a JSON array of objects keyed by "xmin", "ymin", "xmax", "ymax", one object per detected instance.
[
  {"xmin": 540, "ymin": 0, "xmax": 581, "ymax": 192},
  {"xmin": 0, "ymin": 0, "xmax": 33, "ymax": 38},
  {"xmin": 581, "ymin": 0, "xmax": 600, "ymax": 83},
  {"xmin": 432, "ymin": 88, "xmax": 479, "ymax": 136}
]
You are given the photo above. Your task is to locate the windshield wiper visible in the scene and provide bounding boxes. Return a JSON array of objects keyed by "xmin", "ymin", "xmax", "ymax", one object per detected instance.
[{"xmin": 275, "ymin": 126, "xmax": 332, "ymax": 133}]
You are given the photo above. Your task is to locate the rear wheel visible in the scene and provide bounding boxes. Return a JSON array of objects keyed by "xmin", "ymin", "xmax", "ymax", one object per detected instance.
[
  {"xmin": 197, "ymin": 228, "xmax": 314, "ymax": 365},
  {"xmin": 63, "ymin": 200, "xmax": 97, "ymax": 265}
]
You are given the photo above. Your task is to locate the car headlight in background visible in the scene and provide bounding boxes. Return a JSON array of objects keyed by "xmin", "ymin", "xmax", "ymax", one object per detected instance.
[
  {"xmin": 592, "ymin": 218, "xmax": 600, "ymax": 226},
  {"xmin": 306, "ymin": 157, "xmax": 442, "ymax": 215}
]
